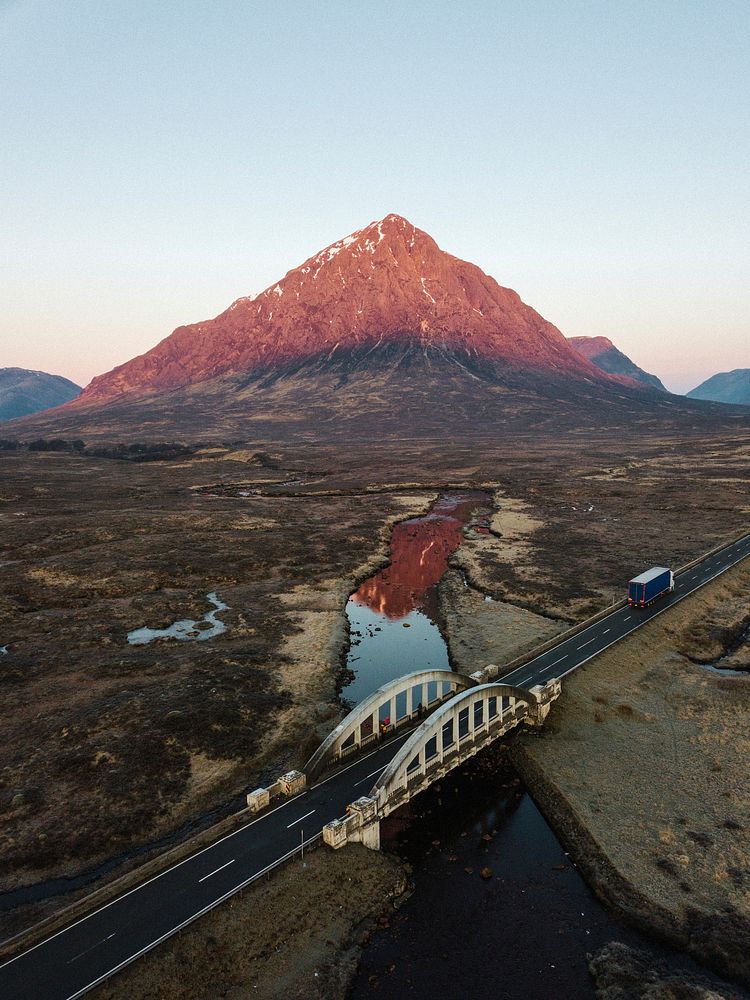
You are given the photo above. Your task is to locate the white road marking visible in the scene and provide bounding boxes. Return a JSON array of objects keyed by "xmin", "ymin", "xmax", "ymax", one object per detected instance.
[
  {"xmin": 577, "ymin": 638, "xmax": 596, "ymax": 649},
  {"xmin": 355, "ymin": 765, "xmax": 387, "ymax": 786},
  {"xmin": 67, "ymin": 933, "xmax": 116, "ymax": 964},
  {"xmin": 547, "ymin": 655, "xmax": 568, "ymax": 667},
  {"xmin": 7, "ymin": 535, "xmax": 750, "ymax": 998},
  {"xmin": 64, "ymin": 836, "xmax": 321, "ymax": 1000},
  {"xmin": 312, "ymin": 729, "xmax": 412, "ymax": 789},
  {"xmin": 286, "ymin": 809, "xmax": 316, "ymax": 828},
  {"xmin": 556, "ymin": 547, "xmax": 750, "ymax": 684},
  {"xmin": 198, "ymin": 859, "xmax": 235, "ymax": 883},
  {"xmin": 601, "ymin": 629, "xmax": 611, "ymax": 635},
  {"xmin": 1, "ymin": 729, "xmax": 415, "ymax": 974}
]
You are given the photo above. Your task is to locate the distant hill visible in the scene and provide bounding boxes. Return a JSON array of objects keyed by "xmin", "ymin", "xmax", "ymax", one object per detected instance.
[
  {"xmin": 567, "ymin": 336, "xmax": 667, "ymax": 392},
  {"xmin": 687, "ymin": 369, "xmax": 750, "ymax": 405},
  {"xmin": 0, "ymin": 368, "xmax": 81, "ymax": 421}
]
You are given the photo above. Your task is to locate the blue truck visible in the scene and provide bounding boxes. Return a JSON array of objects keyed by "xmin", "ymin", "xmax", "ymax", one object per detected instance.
[{"xmin": 627, "ymin": 566, "xmax": 674, "ymax": 607}]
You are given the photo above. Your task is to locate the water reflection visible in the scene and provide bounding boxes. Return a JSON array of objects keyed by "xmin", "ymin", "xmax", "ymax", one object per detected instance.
[
  {"xmin": 350, "ymin": 492, "xmax": 490, "ymax": 621},
  {"xmin": 342, "ymin": 492, "xmax": 490, "ymax": 706}
]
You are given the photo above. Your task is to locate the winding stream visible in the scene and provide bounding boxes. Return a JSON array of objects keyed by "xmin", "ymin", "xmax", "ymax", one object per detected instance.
[
  {"xmin": 697, "ymin": 619, "xmax": 750, "ymax": 675},
  {"xmin": 126, "ymin": 592, "xmax": 229, "ymax": 645}
]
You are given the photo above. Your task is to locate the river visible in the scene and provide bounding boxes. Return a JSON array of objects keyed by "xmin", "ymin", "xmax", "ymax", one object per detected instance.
[
  {"xmin": 341, "ymin": 491, "xmax": 699, "ymax": 999},
  {"xmin": 341, "ymin": 491, "xmax": 491, "ymax": 705}
]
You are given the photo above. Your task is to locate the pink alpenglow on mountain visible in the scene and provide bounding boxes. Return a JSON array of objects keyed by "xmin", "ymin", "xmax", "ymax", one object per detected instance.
[
  {"xmin": 76, "ymin": 214, "xmax": 611, "ymax": 404},
  {"xmin": 568, "ymin": 335, "xmax": 667, "ymax": 392}
]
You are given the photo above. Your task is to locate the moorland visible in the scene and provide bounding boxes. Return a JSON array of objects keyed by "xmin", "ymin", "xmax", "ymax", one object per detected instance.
[{"xmin": 1, "ymin": 425, "xmax": 748, "ymax": 945}]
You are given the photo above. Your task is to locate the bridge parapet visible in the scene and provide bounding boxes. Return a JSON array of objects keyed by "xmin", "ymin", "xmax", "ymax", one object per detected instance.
[
  {"xmin": 246, "ymin": 769, "xmax": 306, "ymax": 813},
  {"xmin": 323, "ymin": 796, "xmax": 381, "ymax": 851},
  {"xmin": 322, "ymin": 678, "xmax": 562, "ymax": 850},
  {"xmin": 371, "ymin": 679, "xmax": 560, "ymax": 819},
  {"xmin": 305, "ymin": 668, "xmax": 476, "ymax": 780}
]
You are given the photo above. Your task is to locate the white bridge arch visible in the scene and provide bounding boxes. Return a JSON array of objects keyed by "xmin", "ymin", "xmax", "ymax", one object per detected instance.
[
  {"xmin": 370, "ymin": 681, "xmax": 558, "ymax": 816},
  {"xmin": 305, "ymin": 669, "xmax": 476, "ymax": 779}
]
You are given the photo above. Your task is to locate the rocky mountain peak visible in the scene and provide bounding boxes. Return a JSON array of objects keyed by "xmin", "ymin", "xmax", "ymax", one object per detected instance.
[{"xmin": 75, "ymin": 215, "xmax": 613, "ymax": 404}]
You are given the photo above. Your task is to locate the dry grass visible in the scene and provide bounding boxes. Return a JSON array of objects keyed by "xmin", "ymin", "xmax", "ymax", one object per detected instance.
[
  {"xmin": 513, "ymin": 561, "xmax": 750, "ymax": 983},
  {"xmin": 1, "ymin": 429, "xmax": 747, "ymax": 940},
  {"xmin": 94, "ymin": 845, "xmax": 405, "ymax": 1000},
  {"xmin": 439, "ymin": 569, "xmax": 562, "ymax": 674},
  {"xmin": 0, "ymin": 450, "xmax": 428, "ymax": 923}
]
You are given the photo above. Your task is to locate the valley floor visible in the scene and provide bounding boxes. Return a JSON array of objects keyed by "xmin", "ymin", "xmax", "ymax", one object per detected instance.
[{"xmin": 0, "ymin": 429, "xmax": 748, "ymax": 955}]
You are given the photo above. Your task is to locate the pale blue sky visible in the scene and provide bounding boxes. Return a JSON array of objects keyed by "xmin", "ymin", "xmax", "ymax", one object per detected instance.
[{"xmin": 1, "ymin": 1, "xmax": 747, "ymax": 392}]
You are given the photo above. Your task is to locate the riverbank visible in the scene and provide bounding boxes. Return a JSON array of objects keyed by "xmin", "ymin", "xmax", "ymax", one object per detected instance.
[
  {"xmin": 510, "ymin": 559, "xmax": 750, "ymax": 987},
  {"xmin": 93, "ymin": 846, "xmax": 407, "ymax": 1000},
  {"xmin": 438, "ymin": 568, "xmax": 562, "ymax": 676},
  {"xmin": 589, "ymin": 942, "xmax": 747, "ymax": 999}
]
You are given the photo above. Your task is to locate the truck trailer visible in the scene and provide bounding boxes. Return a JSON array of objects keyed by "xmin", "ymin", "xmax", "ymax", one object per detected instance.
[{"xmin": 628, "ymin": 566, "xmax": 674, "ymax": 607}]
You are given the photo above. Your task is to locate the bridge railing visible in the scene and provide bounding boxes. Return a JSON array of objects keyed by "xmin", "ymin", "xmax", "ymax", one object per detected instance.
[
  {"xmin": 371, "ymin": 681, "xmax": 559, "ymax": 816},
  {"xmin": 305, "ymin": 668, "xmax": 477, "ymax": 779}
]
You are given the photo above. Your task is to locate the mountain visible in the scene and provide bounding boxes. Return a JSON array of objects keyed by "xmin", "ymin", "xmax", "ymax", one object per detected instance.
[
  {"xmin": 0, "ymin": 368, "xmax": 80, "ymax": 421},
  {"xmin": 77, "ymin": 214, "xmax": 608, "ymax": 405},
  {"xmin": 7, "ymin": 215, "xmax": 746, "ymax": 442},
  {"xmin": 567, "ymin": 336, "xmax": 667, "ymax": 392},
  {"xmin": 687, "ymin": 369, "xmax": 750, "ymax": 405}
]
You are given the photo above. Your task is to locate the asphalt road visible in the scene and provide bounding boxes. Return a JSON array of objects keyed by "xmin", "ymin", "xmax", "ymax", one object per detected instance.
[{"xmin": 2, "ymin": 532, "xmax": 749, "ymax": 999}]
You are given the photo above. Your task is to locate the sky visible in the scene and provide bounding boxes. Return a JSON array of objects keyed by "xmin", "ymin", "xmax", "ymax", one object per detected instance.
[{"xmin": 1, "ymin": 1, "xmax": 748, "ymax": 394}]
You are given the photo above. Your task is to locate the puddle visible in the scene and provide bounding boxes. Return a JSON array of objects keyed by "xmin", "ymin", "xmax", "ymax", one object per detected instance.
[
  {"xmin": 701, "ymin": 661, "xmax": 749, "ymax": 676},
  {"xmin": 127, "ymin": 592, "xmax": 229, "ymax": 645},
  {"xmin": 696, "ymin": 621, "xmax": 750, "ymax": 675}
]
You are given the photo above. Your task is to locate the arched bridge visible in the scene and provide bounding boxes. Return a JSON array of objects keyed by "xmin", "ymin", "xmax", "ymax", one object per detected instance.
[
  {"xmin": 323, "ymin": 678, "xmax": 561, "ymax": 849},
  {"xmin": 372, "ymin": 682, "xmax": 550, "ymax": 816},
  {"xmin": 305, "ymin": 668, "xmax": 476, "ymax": 779}
]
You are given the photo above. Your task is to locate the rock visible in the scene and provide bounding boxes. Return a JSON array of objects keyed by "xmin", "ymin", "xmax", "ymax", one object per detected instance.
[
  {"xmin": 480, "ymin": 867, "xmax": 493, "ymax": 880},
  {"xmin": 723, "ymin": 818, "xmax": 743, "ymax": 830}
]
